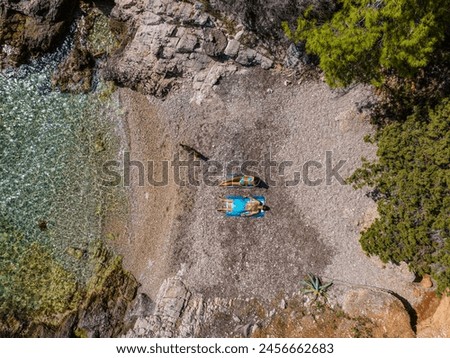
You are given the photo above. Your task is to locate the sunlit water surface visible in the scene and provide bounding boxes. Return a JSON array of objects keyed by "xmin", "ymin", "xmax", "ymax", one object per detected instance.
[{"xmin": 0, "ymin": 40, "xmax": 121, "ymax": 283}]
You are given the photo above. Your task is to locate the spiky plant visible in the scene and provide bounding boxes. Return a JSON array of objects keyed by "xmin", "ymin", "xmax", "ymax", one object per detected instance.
[{"xmin": 300, "ymin": 274, "xmax": 333, "ymax": 299}]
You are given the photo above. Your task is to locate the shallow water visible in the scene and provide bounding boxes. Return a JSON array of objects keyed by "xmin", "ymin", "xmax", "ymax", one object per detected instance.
[{"xmin": 0, "ymin": 38, "xmax": 120, "ymax": 283}]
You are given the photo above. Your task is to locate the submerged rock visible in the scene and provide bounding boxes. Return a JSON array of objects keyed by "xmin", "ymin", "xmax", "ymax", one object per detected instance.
[
  {"xmin": 0, "ymin": 0, "xmax": 77, "ymax": 68},
  {"xmin": 52, "ymin": 3, "xmax": 122, "ymax": 93},
  {"xmin": 74, "ymin": 243, "xmax": 138, "ymax": 338},
  {"xmin": 52, "ymin": 45, "xmax": 94, "ymax": 93},
  {"xmin": 0, "ymin": 240, "xmax": 138, "ymax": 338},
  {"xmin": 67, "ymin": 247, "xmax": 85, "ymax": 260}
]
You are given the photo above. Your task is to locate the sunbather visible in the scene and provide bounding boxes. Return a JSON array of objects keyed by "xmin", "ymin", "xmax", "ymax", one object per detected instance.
[
  {"xmin": 219, "ymin": 174, "xmax": 260, "ymax": 187},
  {"xmin": 218, "ymin": 196, "xmax": 269, "ymax": 217}
]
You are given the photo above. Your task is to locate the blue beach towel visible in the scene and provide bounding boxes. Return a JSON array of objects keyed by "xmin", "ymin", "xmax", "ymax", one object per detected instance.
[{"xmin": 224, "ymin": 195, "xmax": 266, "ymax": 218}]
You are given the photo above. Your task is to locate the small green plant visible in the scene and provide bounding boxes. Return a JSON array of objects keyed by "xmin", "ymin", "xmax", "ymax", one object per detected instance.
[{"xmin": 300, "ymin": 274, "xmax": 333, "ymax": 299}]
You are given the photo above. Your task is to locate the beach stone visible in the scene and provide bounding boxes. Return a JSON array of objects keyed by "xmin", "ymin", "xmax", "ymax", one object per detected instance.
[
  {"xmin": 255, "ymin": 53, "xmax": 274, "ymax": 69},
  {"xmin": 342, "ymin": 288, "xmax": 414, "ymax": 337},
  {"xmin": 224, "ymin": 39, "xmax": 240, "ymax": 58},
  {"xmin": 284, "ymin": 43, "xmax": 302, "ymax": 68},
  {"xmin": 235, "ymin": 47, "xmax": 257, "ymax": 66}
]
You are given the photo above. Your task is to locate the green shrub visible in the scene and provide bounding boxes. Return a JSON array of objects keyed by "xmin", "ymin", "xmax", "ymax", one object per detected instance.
[
  {"xmin": 283, "ymin": 0, "xmax": 450, "ymax": 87},
  {"xmin": 300, "ymin": 274, "xmax": 333, "ymax": 299}
]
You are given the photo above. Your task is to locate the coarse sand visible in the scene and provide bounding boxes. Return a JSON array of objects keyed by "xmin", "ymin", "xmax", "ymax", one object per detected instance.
[{"xmin": 111, "ymin": 68, "xmax": 417, "ymax": 305}]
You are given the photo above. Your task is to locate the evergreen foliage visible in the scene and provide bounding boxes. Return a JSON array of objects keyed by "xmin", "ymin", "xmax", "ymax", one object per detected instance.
[{"xmin": 349, "ymin": 101, "xmax": 450, "ymax": 292}]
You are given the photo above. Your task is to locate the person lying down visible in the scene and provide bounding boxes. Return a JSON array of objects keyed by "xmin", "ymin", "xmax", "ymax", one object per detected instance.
[{"xmin": 217, "ymin": 196, "xmax": 270, "ymax": 217}]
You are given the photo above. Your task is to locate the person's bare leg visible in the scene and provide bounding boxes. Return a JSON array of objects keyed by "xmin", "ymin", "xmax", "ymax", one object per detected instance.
[
  {"xmin": 220, "ymin": 177, "xmax": 241, "ymax": 186},
  {"xmin": 218, "ymin": 198, "xmax": 233, "ymax": 212},
  {"xmin": 241, "ymin": 210, "xmax": 259, "ymax": 217}
]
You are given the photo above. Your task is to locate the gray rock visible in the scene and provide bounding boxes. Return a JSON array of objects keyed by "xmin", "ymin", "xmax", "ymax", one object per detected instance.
[
  {"xmin": 176, "ymin": 34, "xmax": 198, "ymax": 53},
  {"xmin": 284, "ymin": 43, "xmax": 302, "ymax": 68},
  {"xmin": 241, "ymin": 323, "xmax": 253, "ymax": 337},
  {"xmin": 106, "ymin": 0, "xmax": 284, "ymax": 97},
  {"xmin": 193, "ymin": 69, "xmax": 208, "ymax": 82},
  {"xmin": 161, "ymin": 37, "xmax": 180, "ymax": 58},
  {"xmin": 185, "ymin": 53, "xmax": 211, "ymax": 72},
  {"xmin": 120, "ymin": 0, "xmax": 137, "ymax": 10},
  {"xmin": 203, "ymin": 28, "xmax": 227, "ymax": 57},
  {"xmin": 150, "ymin": 0, "xmax": 167, "ymax": 15},
  {"xmin": 193, "ymin": 13, "xmax": 211, "ymax": 27},
  {"xmin": 113, "ymin": 0, "xmax": 145, "ymax": 20},
  {"xmin": 234, "ymin": 29, "xmax": 245, "ymax": 41},
  {"xmin": 176, "ymin": 2, "xmax": 195, "ymax": 24},
  {"xmin": 284, "ymin": 43, "xmax": 313, "ymax": 67},
  {"xmin": 194, "ymin": 2, "xmax": 204, "ymax": 11},
  {"xmin": 224, "ymin": 39, "xmax": 240, "ymax": 58},
  {"xmin": 202, "ymin": 64, "xmax": 226, "ymax": 87},
  {"xmin": 255, "ymin": 53, "xmax": 274, "ymax": 69},
  {"xmin": 142, "ymin": 13, "xmax": 163, "ymax": 26},
  {"xmin": 192, "ymin": 81, "xmax": 203, "ymax": 90}
]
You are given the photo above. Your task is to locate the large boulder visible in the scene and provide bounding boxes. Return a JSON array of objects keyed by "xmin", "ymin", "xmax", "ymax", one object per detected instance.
[
  {"xmin": 417, "ymin": 294, "xmax": 450, "ymax": 337},
  {"xmin": 341, "ymin": 288, "xmax": 415, "ymax": 337},
  {"xmin": 105, "ymin": 0, "xmax": 276, "ymax": 97}
]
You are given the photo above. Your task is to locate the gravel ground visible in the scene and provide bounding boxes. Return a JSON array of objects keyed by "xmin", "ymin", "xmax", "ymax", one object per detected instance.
[{"xmin": 114, "ymin": 68, "xmax": 417, "ymax": 304}]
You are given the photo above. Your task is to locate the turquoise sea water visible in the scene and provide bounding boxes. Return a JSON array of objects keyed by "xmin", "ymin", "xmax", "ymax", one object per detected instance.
[{"xmin": 0, "ymin": 41, "xmax": 119, "ymax": 282}]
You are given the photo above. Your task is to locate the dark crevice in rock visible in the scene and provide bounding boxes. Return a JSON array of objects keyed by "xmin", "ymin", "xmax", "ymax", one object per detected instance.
[{"xmin": 0, "ymin": 0, "xmax": 79, "ymax": 68}]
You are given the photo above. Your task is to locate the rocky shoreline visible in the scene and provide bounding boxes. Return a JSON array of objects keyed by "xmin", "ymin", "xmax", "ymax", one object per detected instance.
[{"xmin": 1, "ymin": 0, "xmax": 313, "ymax": 96}]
